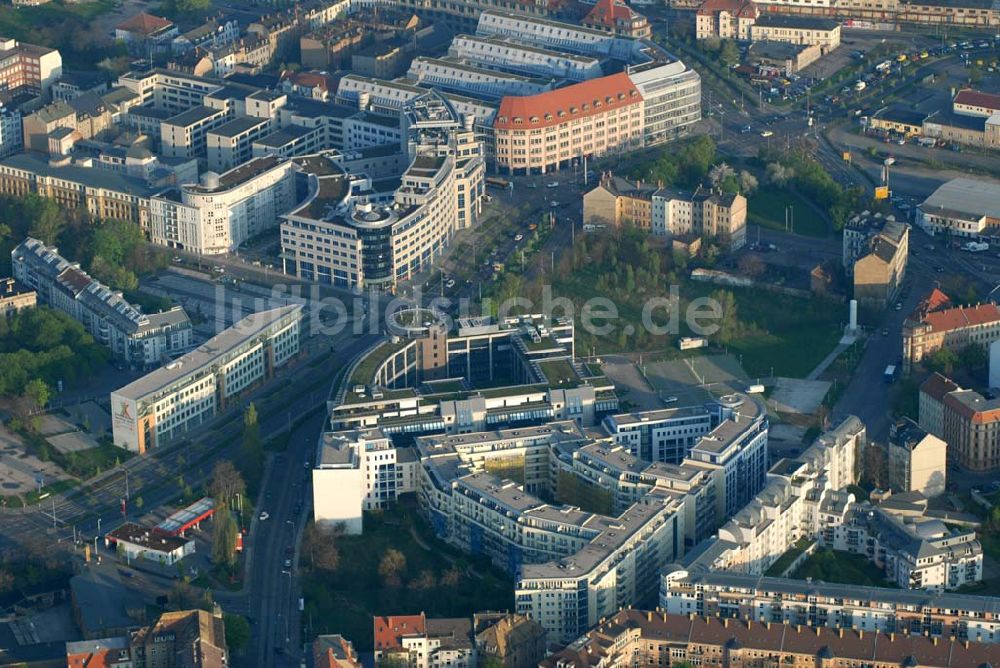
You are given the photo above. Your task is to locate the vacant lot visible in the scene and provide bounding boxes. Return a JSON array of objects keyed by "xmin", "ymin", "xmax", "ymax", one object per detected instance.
[{"xmin": 749, "ymin": 187, "xmax": 828, "ymax": 238}]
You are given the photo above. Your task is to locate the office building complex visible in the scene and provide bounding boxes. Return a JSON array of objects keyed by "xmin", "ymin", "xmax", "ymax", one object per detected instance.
[
  {"xmin": 110, "ymin": 305, "xmax": 301, "ymax": 453},
  {"xmin": 0, "ymin": 38, "xmax": 62, "ymax": 96},
  {"xmin": 11, "ymin": 238, "xmax": 192, "ymax": 366}
]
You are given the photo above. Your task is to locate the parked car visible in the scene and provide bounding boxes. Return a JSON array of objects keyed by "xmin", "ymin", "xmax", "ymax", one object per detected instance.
[{"xmin": 259, "ymin": 512, "xmax": 269, "ymax": 521}]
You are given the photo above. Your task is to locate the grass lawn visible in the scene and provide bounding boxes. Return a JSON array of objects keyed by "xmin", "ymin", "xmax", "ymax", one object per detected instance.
[
  {"xmin": 685, "ymin": 283, "xmax": 843, "ymax": 378},
  {"xmin": 749, "ymin": 186, "xmax": 829, "ymax": 238},
  {"xmin": 765, "ymin": 537, "xmax": 812, "ymax": 576},
  {"xmin": 790, "ymin": 548, "xmax": 897, "ymax": 588},
  {"xmin": 302, "ymin": 497, "xmax": 513, "ymax": 649}
]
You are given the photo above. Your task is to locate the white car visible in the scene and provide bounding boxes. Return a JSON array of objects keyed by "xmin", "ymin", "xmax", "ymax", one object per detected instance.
[
  {"xmin": 760, "ymin": 130, "xmax": 774, "ymax": 138},
  {"xmin": 514, "ymin": 233, "xmax": 524, "ymax": 242},
  {"xmin": 259, "ymin": 511, "xmax": 269, "ymax": 521},
  {"xmin": 546, "ymin": 182, "xmax": 560, "ymax": 188},
  {"xmin": 445, "ymin": 278, "xmax": 456, "ymax": 288}
]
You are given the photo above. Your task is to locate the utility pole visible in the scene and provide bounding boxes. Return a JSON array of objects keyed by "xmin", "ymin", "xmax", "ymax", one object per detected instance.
[{"xmin": 51, "ymin": 497, "xmax": 56, "ymax": 529}]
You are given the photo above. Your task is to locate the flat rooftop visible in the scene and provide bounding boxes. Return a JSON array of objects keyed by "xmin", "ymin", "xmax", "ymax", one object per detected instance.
[
  {"xmin": 164, "ymin": 105, "xmax": 224, "ymax": 127},
  {"xmin": 920, "ymin": 177, "xmax": 1000, "ymax": 219},
  {"xmin": 113, "ymin": 305, "xmax": 301, "ymax": 401},
  {"xmin": 209, "ymin": 115, "xmax": 270, "ymax": 137}
]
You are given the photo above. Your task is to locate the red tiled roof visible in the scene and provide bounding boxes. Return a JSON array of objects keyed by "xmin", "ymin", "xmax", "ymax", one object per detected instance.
[
  {"xmin": 697, "ymin": 0, "xmax": 759, "ymax": 19},
  {"xmin": 116, "ymin": 12, "xmax": 175, "ymax": 35},
  {"xmin": 919, "ymin": 372, "xmax": 960, "ymax": 402},
  {"xmin": 495, "ymin": 72, "xmax": 642, "ymax": 131},
  {"xmin": 374, "ymin": 614, "xmax": 426, "ymax": 651},
  {"xmin": 921, "ymin": 303, "xmax": 1000, "ymax": 333},
  {"xmin": 954, "ymin": 88, "xmax": 1000, "ymax": 111},
  {"xmin": 584, "ymin": 0, "xmax": 642, "ymax": 27}
]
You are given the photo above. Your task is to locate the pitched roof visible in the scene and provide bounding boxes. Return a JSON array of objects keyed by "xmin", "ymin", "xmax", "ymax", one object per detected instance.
[
  {"xmin": 920, "ymin": 303, "xmax": 1000, "ymax": 334},
  {"xmin": 584, "ymin": 0, "xmax": 644, "ymax": 27},
  {"xmin": 374, "ymin": 614, "xmax": 427, "ymax": 651},
  {"xmin": 495, "ymin": 72, "xmax": 641, "ymax": 131},
  {"xmin": 919, "ymin": 372, "xmax": 961, "ymax": 402},
  {"xmin": 954, "ymin": 88, "xmax": 1000, "ymax": 111},
  {"xmin": 116, "ymin": 12, "xmax": 175, "ymax": 35},
  {"xmin": 696, "ymin": 0, "xmax": 759, "ymax": 18}
]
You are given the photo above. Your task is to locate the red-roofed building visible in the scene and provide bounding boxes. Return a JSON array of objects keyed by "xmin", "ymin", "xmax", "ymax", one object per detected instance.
[
  {"xmin": 494, "ymin": 72, "xmax": 644, "ymax": 174},
  {"xmin": 696, "ymin": 0, "xmax": 759, "ymax": 40},
  {"xmin": 313, "ymin": 634, "xmax": 362, "ymax": 668},
  {"xmin": 374, "ymin": 613, "xmax": 427, "ymax": 652},
  {"xmin": 374, "ymin": 614, "xmax": 475, "ymax": 668},
  {"xmin": 583, "ymin": 0, "xmax": 651, "ymax": 39},
  {"xmin": 953, "ymin": 88, "xmax": 1000, "ymax": 118},
  {"xmin": 903, "ymin": 291, "xmax": 1000, "ymax": 370},
  {"xmin": 115, "ymin": 13, "xmax": 179, "ymax": 56},
  {"xmin": 920, "ymin": 372, "xmax": 1000, "ymax": 471}
]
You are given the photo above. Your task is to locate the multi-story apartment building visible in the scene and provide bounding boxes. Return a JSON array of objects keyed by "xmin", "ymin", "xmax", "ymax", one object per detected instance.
[
  {"xmin": 115, "ymin": 13, "xmax": 179, "ymax": 56},
  {"xmin": 673, "ymin": 416, "xmax": 862, "ymax": 577},
  {"xmin": 447, "ymin": 35, "xmax": 603, "ymax": 82},
  {"xmin": 408, "ymin": 57, "xmax": 555, "ymax": 100},
  {"xmin": 0, "ymin": 277, "xmax": 35, "ymax": 318},
  {"xmin": 160, "ymin": 104, "xmax": 233, "ymax": 160},
  {"xmin": 696, "ymin": 0, "xmax": 759, "ymax": 40},
  {"xmin": 603, "ymin": 406, "xmax": 715, "ymax": 463},
  {"xmin": 150, "ymin": 156, "xmax": 297, "ymax": 255},
  {"xmin": 920, "ymin": 372, "xmax": 1000, "ymax": 471},
  {"xmin": 281, "ymin": 92, "xmax": 484, "ymax": 291},
  {"xmin": 749, "ymin": 15, "xmax": 842, "ymax": 50},
  {"xmin": 888, "ymin": 417, "xmax": 947, "ymax": 497},
  {"xmin": 916, "ymin": 177, "xmax": 1000, "ymax": 240},
  {"xmin": 852, "ymin": 219, "xmax": 909, "ymax": 311},
  {"xmin": 312, "ymin": 427, "xmax": 420, "ymax": 533},
  {"xmin": 902, "ymin": 287, "xmax": 1000, "ymax": 370},
  {"xmin": 373, "ymin": 614, "xmax": 476, "ymax": 668},
  {"xmin": 0, "ymin": 105, "xmax": 22, "ymax": 158},
  {"xmin": 473, "ymin": 613, "xmax": 546, "ymax": 668},
  {"xmin": 582, "ymin": 0, "xmax": 652, "ymax": 38},
  {"xmin": 543, "ymin": 610, "xmax": 1000, "ymax": 668},
  {"xmin": 0, "ymin": 152, "xmax": 155, "ymax": 227},
  {"xmin": 11, "ymin": 238, "xmax": 192, "ymax": 367},
  {"xmin": 313, "ymin": 634, "xmax": 362, "ymax": 668},
  {"xmin": 651, "ymin": 187, "xmax": 747, "ymax": 250},
  {"xmin": 661, "ymin": 570, "xmax": 1000, "ymax": 643},
  {"xmin": 110, "ymin": 304, "xmax": 301, "ymax": 452},
  {"xmin": 0, "ymin": 38, "xmax": 62, "ymax": 97},
  {"xmin": 582, "ymin": 174, "xmax": 657, "ymax": 230},
  {"xmin": 826, "ymin": 504, "xmax": 983, "ymax": 591},
  {"xmin": 493, "ymin": 71, "xmax": 644, "ymax": 174}
]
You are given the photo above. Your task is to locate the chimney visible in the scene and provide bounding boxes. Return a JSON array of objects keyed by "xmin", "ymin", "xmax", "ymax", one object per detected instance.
[
  {"xmin": 839, "ymin": 629, "xmax": 844, "ymax": 638},
  {"xmin": 766, "ymin": 622, "xmax": 771, "ymax": 630},
  {"xmin": 647, "ymin": 612, "xmax": 653, "ymax": 622},
  {"xmin": 890, "ymin": 633, "xmax": 895, "ymax": 642},
  {"xmin": 796, "ymin": 625, "xmax": 802, "ymax": 633},
  {"xmin": 816, "ymin": 627, "xmax": 821, "ymax": 636},
  {"xmin": 933, "ymin": 637, "xmax": 938, "ymax": 646},
  {"xmin": 859, "ymin": 630, "xmax": 864, "ymax": 639},
  {"xmin": 965, "ymin": 640, "xmax": 970, "ymax": 649},
  {"xmin": 724, "ymin": 619, "xmax": 729, "ymax": 628}
]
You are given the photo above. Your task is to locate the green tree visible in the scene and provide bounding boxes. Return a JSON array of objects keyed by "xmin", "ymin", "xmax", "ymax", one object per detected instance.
[
  {"xmin": 22, "ymin": 379, "xmax": 50, "ymax": 411},
  {"xmin": 719, "ymin": 40, "xmax": 739, "ymax": 67},
  {"xmin": 924, "ymin": 347, "xmax": 958, "ymax": 375},
  {"xmin": 211, "ymin": 503, "xmax": 239, "ymax": 569},
  {"xmin": 239, "ymin": 403, "xmax": 263, "ymax": 490},
  {"xmin": 708, "ymin": 290, "xmax": 739, "ymax": 344},
  {"xmin": 958, "ymin": 343, "xmax": 987, "ymax": 373},
  {"xmin": 224, "ymin": 613, "xmax": 251, "ymax": 651},
  {"xmin": 25, "ymin": 195, "xmax": 68, "ymax": 245}
]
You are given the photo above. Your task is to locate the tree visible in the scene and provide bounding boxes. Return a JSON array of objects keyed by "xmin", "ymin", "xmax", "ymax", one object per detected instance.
[
  {"xmin": 861, "ymin": 444, "xmax": 888, "ymax": 490},
  {"xmin": 168, "ymin": 580, "xmax": 213, "ymax": 611},
  {"xmin": 440, "ymin": 567, "xmax": 463, "ymax": 587},
  {"xmin": 22, "ymin": 379, "xmax": 50, "ymax": 412},
  {"xmin": 208, "ymin": 460, "xmax": 246, "ymax": 509},
  {"xmin": 410, "ymin": 569, "xmax": 437, "ymax": 590},
  {"xmin": 708, "ymin": 290, "xmax": 739, "ymax": 344},
  {"xmin": 303, "ymin": 522, "xmax": 341, "ymax": 573},
  {"xmin": 764, "ymin": 162, "xmax": 794, "ymax": 187},
  {"xmin": 224, "ymin": 613, "xmax": 251, "ymax": 652},
  {"xmin": 738, "ymin": 254, "xmax": 766, "ymax": 279},
  {"xmin": 719, "ymin": 39, "xmax": 739, "ymax": 68},
  {"xmin": 211, "ymin": 503, "xmax": 239, "ymax": 569},
  {"xmin": 924, "ymin": 347, "xmax": 958, "ymax": 375},
  {"xmin": 958, "ymin": 343, "xmax": 987, "ymax": 373},
  {"xmin": 738, "ymin": 170, "xmax": 759, "ymax": 195},
  {"xmin": 708, "ymin": 163, "xmax": 736, "ymax": 188},
  {"xmin": 378, "ymin": 549, "xmax": 407, "ymax": 587},
  {"xmin": 134, "ymin": 496, "xmax": 144, "ymax": 511},
  {"xmin": 239, "ymin": 403, "xmax": 263, "ymax": 489}
]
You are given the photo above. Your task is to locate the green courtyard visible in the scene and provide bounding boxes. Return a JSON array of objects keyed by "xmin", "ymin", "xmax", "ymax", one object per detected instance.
[
  {"xmin": 748, "ymin": 187, "xmax": 829, "ymax": 238},
  {"xmin": 789, "ymin": 548, "xmax": 897, "ymax": 588}
]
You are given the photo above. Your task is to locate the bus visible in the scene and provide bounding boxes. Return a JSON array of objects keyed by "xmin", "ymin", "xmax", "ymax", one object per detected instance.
[{"xmin": 486, "ymin": 176, "xmax": 512, "ymax": 190}]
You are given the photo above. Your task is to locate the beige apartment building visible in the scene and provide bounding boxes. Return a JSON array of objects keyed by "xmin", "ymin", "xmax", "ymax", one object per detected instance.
[
  {"xmin": 582, "ymin": 173, "xmax": 657, "ymax": 229},
  {"xmin": 921, "ymin": 372, "xmax": 1000, "ymax": 472},
  {"xmin": 750, "ymin": 14, "xmax": 842, "ymax": 50},
  {"xmin": 493, "ymin": 71, "xmax": 644, "ymax": 174},
  {"xmin": 0, "ymin": 37, "xmax": 62, "ymax": 95},
  {"xmin": 696, "ymin": 0, "xmax": 760, "ymax": 40},
  {"xmin": 0, "ymin": 277, "xmax": 35, "ymax": 318},
  {"xmin": 888, "ymin": 417, "xmax": 947, "ymax": 497},
  {"xmin": 902, "ymin": 288, "xmax": 1000, "ymax": 369},
  {"xmin": 853, "ymin": 220, "xmax": 908, "ymax": 311}
]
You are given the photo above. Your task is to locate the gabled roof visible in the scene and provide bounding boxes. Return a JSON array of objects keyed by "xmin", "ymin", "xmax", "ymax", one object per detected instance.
[
  {"xmin": 584, "ymin": 0, "xmax": 645, "ymax": 27},
  {"xmin": 919, "ymin": 372, "xmax": 960, "ymax": 402},
  {"xmin": 495, "ymin": 72, "xmax": 641, "ymax": 131},
  {"xmin": 116, "ymin": 12, "xmax": 175, "ymax": 36},
  {"xmin": 920, "ymin": 303, "xmax": 1000, "ymax": 334},
  {"xmin": 696, "ymin": 0, "xmax": 759, "ymax": 18},
  {"xmin": 954, "ymin": 88, "xmax": 1000, "ymax": 111},
  {"xmin": 374, "ymin": 614, "xmax": 427, "ymax": 651}
]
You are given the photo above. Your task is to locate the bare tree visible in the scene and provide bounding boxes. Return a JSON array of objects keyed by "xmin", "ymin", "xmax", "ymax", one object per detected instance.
[
  {"xmin": 378, "ymin": 549, "xmax": 407, "ymax": 587},
  {"xmin": 208, "ymin": 461, "xmax": 246, "ymax": 508}
]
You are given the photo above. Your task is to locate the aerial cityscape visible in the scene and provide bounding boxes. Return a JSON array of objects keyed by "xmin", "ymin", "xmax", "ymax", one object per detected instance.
[{"xmin": 0, "ymin": 0, "xmax": 999, "ymax": 665}]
